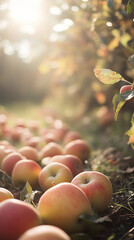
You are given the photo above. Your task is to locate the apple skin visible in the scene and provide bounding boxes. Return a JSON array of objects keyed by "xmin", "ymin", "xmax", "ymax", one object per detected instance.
[
  {"xmin": 120, "ymin": 85, "xmax": 132, "ymax": 93},
  {"xmin": 18, "ymin": 146, "xmax": 39, "ymax": 161},
  {"xmin": 71, "ymin": 171, "xmax": 113, "ymax": 212},
  {"xmin": 49, "ymin": 154, "xmax": 84, "ymax": 177},
  {"xmin": 40, "ymin": 142, "xmax": 63, "ymax": 159},
  {"xmin": 39, "ymin": 162, "xmax": 73, "ymax": 191},
  {"xmin": 0, "ymin": 199, "xmax": 41, "ymax": 240},
  {"xmin": 38, "ymin": 182, "xmax": 92, "ymax": 233},
  {"xmin": 1, "ymin": 152, "xmax": 24, "ymax": 176},
  {"xmin": 18, "ymin": 225, "xmax": 71, "ymax": 240},
  {"xmin": 0, "ymin": 145, "xmax": 15, "ymax": 168},
  {"xmin": 11, "ymin": 159, "xmax": 42, "ymax": 189},
  {"xmin": 63, "ymin": 139, "xmax": 91, "ymax": 163},
  {"xmin": 0, "ymin": 187, "xmax": 14, "ymax": 202},
  {"xmin": 63, "ymin": 131, "xmax": 81, "ymax": 144}
]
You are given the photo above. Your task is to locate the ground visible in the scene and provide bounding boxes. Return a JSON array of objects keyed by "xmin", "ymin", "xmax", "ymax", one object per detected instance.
[{"xmin": 0, "ymin": 102, "xmax": 134, "ymax": 240}]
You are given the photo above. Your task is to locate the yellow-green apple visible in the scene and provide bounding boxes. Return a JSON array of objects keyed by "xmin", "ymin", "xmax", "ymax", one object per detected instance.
[
  {"xmin": 1, "ymin": 152, "xmax": 24, "ymax": 176},
  {"xmin": 63, "ymin": 139, "xmax": 91, "ymax": 163},
  {"xmin": 18, "ymin": 146, "xmax": 39, "ymax": 161},
  {"xmin": 18, "ymin": 225, "xmax": 71, "ymax": 240},
  {"xmin": 63, "ymin": 131, "xmax": 81, "ymax": 144},
  {"xmin": 39, "ymin": 162, "xmax": 73, "ymax": 191},
  {"xmin": 71, "ymin": 171, "xmax": 113, "ymax": 212},
  {"xmin": 49, "ymin": 154, "xmax": 83, "ymax": 177},
  {"xmin": 12, "ymin": 159, "xmax": 42, "ymax": 189},
  {"xmin": 120, "ymin": 85, "xmax": 132, "ymax": 93},
  {"xmin": 0, "ymin": 199, "xmax": 41, "ymax": 240},
  {"xmin": 0, "ymin": 187, "xmax": 14, "ymax": 202},
  {"xmin": 38, "ymin": 182, "xmax": 92, "ymax": 233},
  {"xmin": 40, "ymin": 142, "xmax": 63, "ymax": 159}
]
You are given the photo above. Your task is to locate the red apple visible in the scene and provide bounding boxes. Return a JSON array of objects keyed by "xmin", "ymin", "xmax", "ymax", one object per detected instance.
[
  {"xmin": 0, "ymin": 146, "xmax": 15, "ymax": 168},
  {"xmin": 1, "ymin": 151, "xmax": 24, "ymax": 176},
  {"xmin": 49, "ymin": 154, "xmax": 84, "ymax": 177},
  {"xmin": 71, "ymin": 171, "xmax": 113, "ymax": 212},
  {"xmin": 39, "ymin": 162, "xmax": 73, "ymax": 191},
  {"xmin": 64, "ymin": 139, "xmax": 91, "ymax": 163},
  {"xmin": 0, "ymin": 199, "xmax": 41, "ymax": 240},
  {"xmin": 120, "ymin": 85, "xmax": 132, "ymax": 93},
  {"xmin": 40, "ymin": 142, "xmax": 63, "ymax": 159},
  {"xmin": 12, "ymin": 159, "xmax": 42, "ymax": 189},
  {"xmin": 38, "ymin": 182, "xmax": 92, "ymax": 233},
  {"xmin": 18, "ymin": 146, "xmax": 39, "ymax": 161},
  {"xmin": 63, "ymin": 131, "xmax": 81, "ymax": 144},
  {"xmin": 0, "ymin": 187, "xmax": 14, "ymax": 202},
  {"xmin": 18, "ymin": 225, "xmax": 71, "ymax": 240}
]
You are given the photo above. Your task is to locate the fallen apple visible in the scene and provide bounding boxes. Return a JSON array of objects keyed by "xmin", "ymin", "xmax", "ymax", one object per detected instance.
[
  {"xmin": 38, "ymin": 182, "xmax": 92, "ymax": 233},
  {"xmin": 39, "ymin": 162, "xmax": 73, "ymax": 191},
  {"xmin": 0, "ymin": 187, "xmax": 14, "ymax": 202},
  {"xmin": 18, "ymin": 225, "xmax": 71, "ymax": 240},
  {"xmin": 49, "ymin": 154, "xmax": 84, "ymax": 177},
  {"xmin": 11, "ymin": 159, "xmax": 42, "ymax": 189},
  {"xmin": 0, "ymin": 198, "xmax": 41, "ymax": 240},
  {"xmin": 71, "ymin": 171, "xmax": 113, "ymax": 212},
  {"xmin": 64, "ymin": 139, "xmax": 91, "ymax": 163}
]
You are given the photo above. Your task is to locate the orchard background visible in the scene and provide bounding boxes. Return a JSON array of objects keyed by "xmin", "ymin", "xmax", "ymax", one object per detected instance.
[{"xmin": 0, "ymin": 0, "xmax": 134, "ymax": 240}]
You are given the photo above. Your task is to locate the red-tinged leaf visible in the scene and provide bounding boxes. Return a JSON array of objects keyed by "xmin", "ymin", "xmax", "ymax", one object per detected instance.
[{"xmin": 94, "ymin": 69, "xmax": 126, "ymax": 84}]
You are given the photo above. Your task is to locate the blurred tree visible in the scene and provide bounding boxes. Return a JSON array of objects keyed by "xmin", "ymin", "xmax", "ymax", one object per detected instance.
[{"xmin": 0, "ymin": 0, "xmax": 134, "ymax": 114}]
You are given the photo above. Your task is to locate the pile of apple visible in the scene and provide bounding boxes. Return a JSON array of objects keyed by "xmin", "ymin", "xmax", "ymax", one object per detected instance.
[{"xmin": 0, "ymin": 113, "xmax": 113, "ymax": 240}]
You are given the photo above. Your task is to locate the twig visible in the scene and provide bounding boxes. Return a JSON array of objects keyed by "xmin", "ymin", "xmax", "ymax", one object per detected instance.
[{"xmin": 118, "ymin": 227, "xmax": 134, "ymax": 240}]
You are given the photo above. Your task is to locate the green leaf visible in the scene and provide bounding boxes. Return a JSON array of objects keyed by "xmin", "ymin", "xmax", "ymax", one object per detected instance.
[
  {"xmin": 20, "ymin": 181, "xmax": 32, "ymax": 201},
  {"xmin": 127, "ymin": 0, "xmax": 134, "ymax": 16},
  {"xmin": 112, "ymin": 90, "xmax": 134, "ymax": 120},
  {"xmin": 94, "ymin": 69, "xmax": 126, "ymax": 84},
  {"xmin": 125, "ymin": 114, "xmax": 134, "ymax": 136}
]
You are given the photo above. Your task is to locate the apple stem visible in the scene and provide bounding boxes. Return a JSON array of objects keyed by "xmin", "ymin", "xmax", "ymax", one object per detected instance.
[{"xmin": 84, "ymin": 178, "xmax": 88, "ymax": 184}]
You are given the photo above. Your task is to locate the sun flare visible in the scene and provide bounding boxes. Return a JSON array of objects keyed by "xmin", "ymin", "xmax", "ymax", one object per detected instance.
[{"xmin": 9, "ymin": 0, "xmax": 42, "ymax": 24}]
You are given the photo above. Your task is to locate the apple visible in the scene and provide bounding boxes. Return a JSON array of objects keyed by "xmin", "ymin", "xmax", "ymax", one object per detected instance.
[
  {"xmin": 11, "ymin": 159, "xmax": 42, "ymax": 189},
  {"xmin": 120, "ymin": 85, "xmax": 132, "ymax": 93},
  {"xmin": 0, "ymin": 187, "xmax": 14, "ymax": 202},
  {"xmin": 39, "ymin": 162, "xmax": 73, "ymax": 191},
  {"xmin": 40, "ymin": 142, "xmax": 63, "ymax": 159},
  {"xmin": 0, "ymin": 145, "xmax": 15, "ymax": 168},
  {"xmin": 49, "ymin": 154, "xmax": 84, "ymax": 177},
  {"xmin": 63, "ymin": 131, "xmax": 81, "ymax": 144},
  {"xmin": 0, "ymin": 199, "xmax": 41, "ymax": 240},
  {"xmin": 1, "ymin": 151, "xmax": 24, "ymax": 176},
  {"xmin": 63, "ymin": 139, "xmax": 91, "ymax": 163},
  {"xmin": 71, "ymin": 171, "xmax": 113, "ymax": 212},
  {"xmin": 26, "ymin": 136, "xmax": 43, "ymax": 150},
  {"xmin": 18, "ymin": 146, "xmax": 39, "ymax": 161},
  {"xmin": 18, "ymin": 225, "xmax": 71, "ymax": 240},
  {"xmin": 38, "ymin": 182, "xmax": 92, "ymax": 233}
]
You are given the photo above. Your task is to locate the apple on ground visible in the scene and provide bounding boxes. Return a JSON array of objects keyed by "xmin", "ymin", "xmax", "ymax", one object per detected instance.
[
  {"xmin": 49, "ymin": 154, "xmax": 84, "ymax": 177},
  {"xmin": 0, "ymin": 199, "xmax": 41, "ymax": 240},
  {"xmin": 0, "ymin": 145, "xmax": 15, "ymax": 168},
  {"xmin": 63, "ymin": 131, "xmax": 81, "ymax": 144},
  {"xmin": 11, "ymin": 159, "xmax": 42, "ymax": 189},
  {"xmin": 18, "ymin": 146, "xmax": 39, "ymax": 161},
  {"xmin": 1, "ymin": 151, "xmax": 24, "ymax": 176},
  {"xmin": 71, "ymin": 171, "xmax": 113, "ymax": 212},
  {"xmin": 0, "ymin": 187, "xmax": 14, "ymax": 202},
  {"xmin": 39, "ymin": 162, "xmax": 73, "ymax": 191},
  {"xmin": 63, "ymin": 139, "xmax": 91, "ymax": 163},
  {"xmin": 18, "ymin": 225, "xmax": 71, "ymax": 240},
  {"xmin": 38, "ymin": 182, "xmax": 92, "ymax": 233},
  {"xmin": 40, "ymin": 142, "xmax": 63, "ymax": 159}
]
